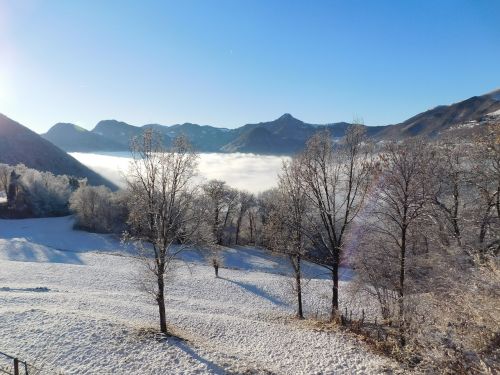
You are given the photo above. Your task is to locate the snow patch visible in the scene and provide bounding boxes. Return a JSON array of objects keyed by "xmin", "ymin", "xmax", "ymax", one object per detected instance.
[
  {"xmin": 0, "ymin": 216, "xmax": 133, "ymax": 254},
  {"xmin": 487, "ymin": 108, "xmax": 500, "ymax": 117},
  {"xmin": 0, "ymin": 238, "xmax": 84, "ymax": 264}
]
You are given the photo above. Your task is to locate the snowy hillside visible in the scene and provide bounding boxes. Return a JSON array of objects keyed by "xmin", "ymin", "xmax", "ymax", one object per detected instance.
[{"xmin": 0, "ymin": 217, "xmax": 398, "ymax": 374}]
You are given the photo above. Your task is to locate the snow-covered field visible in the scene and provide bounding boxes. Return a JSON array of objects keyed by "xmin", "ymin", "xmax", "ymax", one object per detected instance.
[{"xmin": 0, "ymin": 217, "xmax": 398, "ymax": 374}]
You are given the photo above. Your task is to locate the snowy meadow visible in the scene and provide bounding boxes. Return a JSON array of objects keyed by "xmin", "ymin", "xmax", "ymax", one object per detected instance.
[{"xmin": 0, "ymin": 217, "xmax": 397, "ymax": 374}]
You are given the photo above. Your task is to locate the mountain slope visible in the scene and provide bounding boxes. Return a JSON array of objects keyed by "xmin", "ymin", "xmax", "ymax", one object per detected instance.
[
  {"xmin": 0, "ymin": 114, "xmax": 117, "ymax": 189},
  {"xmin": 43, "ymin": 123, "xmax": 127, "ymax": 152},
  {"xmin": 378, "ymin": 89, "xmax": 500, "ymax": 139},
  {"xmin": 150, "ymin": 123, "xmax": 237, "ymax": 152},
  {"xmin": 223, "ymin": 114, "xmax": 368, "ymax": 154},
  {"xmin": 92, "ymin": 120, "xmax": 142, "ymax": 147},
  {"xmin": 222, "ymin": 114, "xmax": 317, "ymax": 154}
]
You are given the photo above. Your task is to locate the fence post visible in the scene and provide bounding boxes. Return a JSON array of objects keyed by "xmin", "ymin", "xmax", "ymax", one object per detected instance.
[{"xmin": 13, "ymin": 358, "xmax": 19, "ymax": 375}]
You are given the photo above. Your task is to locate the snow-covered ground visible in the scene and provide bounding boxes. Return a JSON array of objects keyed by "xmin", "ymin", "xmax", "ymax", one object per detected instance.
[{"xmin": 0, "ymin": 217, "xmax": 398, "ymax": 374}]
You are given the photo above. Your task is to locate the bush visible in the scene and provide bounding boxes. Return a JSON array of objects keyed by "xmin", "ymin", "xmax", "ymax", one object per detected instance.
[{"xmin": 70, "ymin": 185, "xmax": 128, "ymax": 233}]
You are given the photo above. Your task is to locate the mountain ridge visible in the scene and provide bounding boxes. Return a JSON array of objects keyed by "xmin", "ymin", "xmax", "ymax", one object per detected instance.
[
  {"xmin": 41, "ymin": 89, "xmax": 500, "ymax": 155},
  {"xmin": 44, "ymin": 122, "xmax": 128, "ymax": 152}
]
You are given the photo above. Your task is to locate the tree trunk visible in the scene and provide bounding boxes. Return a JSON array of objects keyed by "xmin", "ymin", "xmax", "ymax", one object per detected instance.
[
  {"xmin": 214, "ymin": 207, "xmax": 221, "ymax": 245},
  {"xmin": 398, "ymin": 226, "xmax": 407, "ymax": 347},
  {"xmin": 221, "ymin": 210, "xmax": 231, "ymax": 245},
  {"xmin": 157, "ymin": 274, "xmax": 167, "ymax": 334},
  {"xmin": 452, "ymin": 182, "xmax": 462, "ymax": 246},
  {"xmin": 214, "ymin": 264, "xmax": 219, "ymax": 278},
  {"xmin": 330, "ymin": 250, "xmax": 339, "ymax": 321},
  {"xmin": 249, "ymin": 216, "xmax": 254, "ymax": 244},
  {"xmin": 294, "ymin": 255, "xmax": 304, "ymax": 319},
  {"xmin": 235, "ymin": 215, "xmax": 242, "ymax": 245}
]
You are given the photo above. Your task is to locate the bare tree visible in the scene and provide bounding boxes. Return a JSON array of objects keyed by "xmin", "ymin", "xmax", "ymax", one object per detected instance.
[
  {"xmin": 430, "ymin": 141, "xmax": 467, "ymax": 247},
  {"xmin": 70, "ymin": 184, "xmax": 128, "ymax": 233},
  {"xmin": 366, "ymin": 139, "xmax": 435, "ymax": 346},
  {"xmin": 256, "ymin": 189, "xmax": 280, "ymax": 246},
  {"xmin": 265, "ymin": 159, "xmax": 310, "ymax": 319},
  {"xmin": 126, "ymin": 129, "xmax": 199, "ymax": 334},
  {"xmin": 235, "ymin": 191, "xmax": 255, "ymax": 245},
  {"xmin": 296, "ymin": 126, "xmax": 373, "ymax": 320},
  {"xmin": 221, "ymin": 187, "xmax": 239, "ymax": 245},
  {"xmin": 70, "ymin": 185, "xmax": 105, "ymax": 232},
  {"xmin": 202, "ymin": 179, "xmax": 238, "ymax": 245},
  {"xmin": 247, "ymin": 205, "xmax": 259, "ymax": 245},
  {"xmin": 469, "ymin": 124, "xmax": 500, "ymax": 255}
]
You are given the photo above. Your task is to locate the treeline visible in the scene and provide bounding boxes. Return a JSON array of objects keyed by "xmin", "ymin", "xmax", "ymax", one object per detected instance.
[{"xmin": 0, "ymin": 163, "xmax": 81, "ymax": 217}]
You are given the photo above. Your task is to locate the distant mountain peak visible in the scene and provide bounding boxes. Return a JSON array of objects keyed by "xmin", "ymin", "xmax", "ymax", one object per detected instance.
[
  {"xmin": 277, "ymin": 113, "xmax": 296, "ymax": 121},
  {"xmin": 49, "ymin": 122, "xmax": 86, "ymax": 132}
]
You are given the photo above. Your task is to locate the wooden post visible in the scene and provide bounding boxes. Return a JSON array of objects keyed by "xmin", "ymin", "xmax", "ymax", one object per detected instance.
[{"xmin": 13, "ymin": 358, "xmax": 19, "ymax": 375}]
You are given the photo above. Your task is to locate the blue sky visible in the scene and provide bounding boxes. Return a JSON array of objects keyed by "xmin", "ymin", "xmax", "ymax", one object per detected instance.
[{"xmin": 0, "ymin": 0, "xmax": 499, "ymax": 133}]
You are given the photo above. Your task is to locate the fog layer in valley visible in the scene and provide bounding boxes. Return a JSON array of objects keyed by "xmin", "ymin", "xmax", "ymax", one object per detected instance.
[{"xmin": 70, "ymin": 152, "xmax": 290, "ymax": 193}]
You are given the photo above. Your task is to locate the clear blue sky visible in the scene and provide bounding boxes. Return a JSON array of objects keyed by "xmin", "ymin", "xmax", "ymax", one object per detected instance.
[{"xmin": 0, "ymin": 0, "xmax": 499, "ymax": 133}]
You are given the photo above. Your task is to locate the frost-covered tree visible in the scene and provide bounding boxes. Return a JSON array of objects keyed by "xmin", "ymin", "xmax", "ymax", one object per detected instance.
[
  {"xmin": 469, "ymin": 124, "xmax": 500, "ymax": 255},
  {"xmin": 202, "ymin": 179, "xmax": 238, "ymax": 245},
  {"xmin": 70, "ymin": 185, "xmax": 128, "ymax": 233},
  {"xmin": 0, "ymin": 164, "xmax": 11, "ymax": 194},
  {"xmin": 265, "ymin": 159, "xmax": 310, "ymax": 319},
  {"xmin": 18, "ymin": 166, "xmax": 73, "ymax": 216},
  {"xmin": 295, "ymin": 126, "xmax": 374, "ymax": 320},
  {"xmin": 355, "ymin": 139, "xmax": 437, "ymax": 347},
  {"xmin": 235, "ymin": 191, "xmax": 255, "ymax": 245},
  {"xmin": 429, "ymin": 141, "xmax": 467, "ymax": 248},
  {"xmin": 126, "ymin": 129, "xmax": 200, "ymax": 334}
]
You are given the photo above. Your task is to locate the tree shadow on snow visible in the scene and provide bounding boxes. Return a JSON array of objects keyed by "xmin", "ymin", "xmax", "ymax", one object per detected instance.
[
  {"xmin": 171, "ymin": 338, "xmax": 227, "ymax": 375},
  {"xmin": 220, "ymin": 278, "xmax": 287, "ymax": 307}
]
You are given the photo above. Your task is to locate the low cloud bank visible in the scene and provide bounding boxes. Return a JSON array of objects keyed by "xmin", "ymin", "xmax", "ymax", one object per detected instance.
[{"xmin": 70, "ymin": 152, "xmax": 290, "ymax": 193}]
